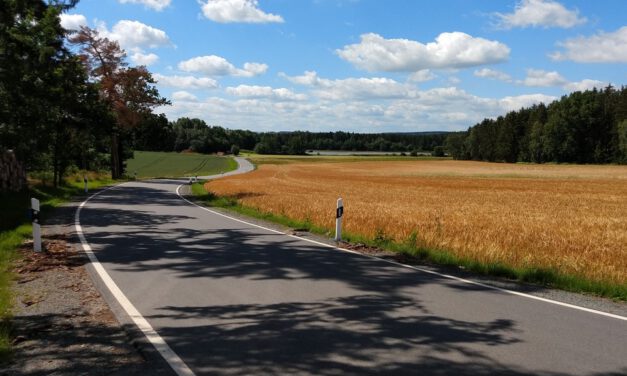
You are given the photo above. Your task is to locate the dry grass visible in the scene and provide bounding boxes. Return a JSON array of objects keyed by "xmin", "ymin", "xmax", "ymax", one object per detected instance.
[{"xmin": 206, "ymin": 160, "xmax": 627, "ymax": 285}]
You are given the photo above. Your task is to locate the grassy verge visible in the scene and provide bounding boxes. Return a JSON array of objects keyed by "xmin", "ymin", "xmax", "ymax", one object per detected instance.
[
  {"xmin": 0, "ymin": 173, "xmax": 118, "ymax": 363},
  {"xmin": 191, "ymin": 182, "xmax": 627, "ymax": 301}
]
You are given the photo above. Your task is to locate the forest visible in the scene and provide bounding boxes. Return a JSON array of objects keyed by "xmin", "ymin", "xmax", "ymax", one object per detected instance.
[
  {"xmin": 131, "ymin": 116, "xmax": 449, "ymax": 156},
  {"xmin": 445, "ymin": 86, "xmax": 627, "ymax": 164}
]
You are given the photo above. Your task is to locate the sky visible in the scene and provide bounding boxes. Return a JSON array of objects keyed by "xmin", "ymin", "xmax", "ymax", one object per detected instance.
[{"xmin": 61, "ymin": 0, "xmax": 627, "ymax": 133}]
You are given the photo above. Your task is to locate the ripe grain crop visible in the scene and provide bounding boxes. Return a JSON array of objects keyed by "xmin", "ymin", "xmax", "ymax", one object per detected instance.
[{"xmin": 205, "ymin": 160, "xmax": 627, "ymax": 287}]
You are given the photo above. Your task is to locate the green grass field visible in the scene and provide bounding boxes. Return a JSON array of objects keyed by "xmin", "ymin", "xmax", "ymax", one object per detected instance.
[{"xmin": 127, "ymin": 151, "xmax": 237, "ymax": 178}]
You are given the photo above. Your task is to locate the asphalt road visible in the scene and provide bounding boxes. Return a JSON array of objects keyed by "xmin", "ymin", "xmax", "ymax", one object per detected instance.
[{"xmin": 77, "ymin": 158, "xmax": 627, "ymax": 376}]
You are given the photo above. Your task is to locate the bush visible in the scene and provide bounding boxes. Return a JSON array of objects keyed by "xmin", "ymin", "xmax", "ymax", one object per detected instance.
[
  {"xmin": 432, "ymin": 146, "xmax": 445, "ymax": 157},
  {"xmin": 230, "ymin": 144, "xmax": 240, "ymax": 156}
]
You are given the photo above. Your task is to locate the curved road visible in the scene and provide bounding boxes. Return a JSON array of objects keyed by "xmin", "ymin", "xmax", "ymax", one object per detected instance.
[{"xmin": 76, "ymin": 158, "xmax": 627, "ymax": 376}]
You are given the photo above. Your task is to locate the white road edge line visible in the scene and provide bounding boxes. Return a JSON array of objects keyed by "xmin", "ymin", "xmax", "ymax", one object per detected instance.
[
  {"xmin": 75, "ymin": 183, "xmax": 196, "ymax": 376},
  {"xmin": 177, "ymin": 184, "xmax": 627, "ymax": 322}
]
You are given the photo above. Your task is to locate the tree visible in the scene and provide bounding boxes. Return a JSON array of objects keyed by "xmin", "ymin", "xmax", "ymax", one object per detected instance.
[
  {"xmin": 0, "ymin": 0, "xmax": 107, "ymax": 188},
  {"xmin": 70, "ymin": 27, "xmax": 169, "ymax": 178},
  {"xmin": 618, "ymin": 120, "xmax": 627, "ymax": 163}
]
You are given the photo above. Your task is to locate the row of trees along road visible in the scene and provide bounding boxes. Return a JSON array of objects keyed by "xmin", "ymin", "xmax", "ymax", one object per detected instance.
[
  {"xmin": 0, "ymin": 0, "xmax": 168, "ymax": 189},
  {"xmin": 445, "ymin": 86, "xmax": 627, "ymax": 164}
]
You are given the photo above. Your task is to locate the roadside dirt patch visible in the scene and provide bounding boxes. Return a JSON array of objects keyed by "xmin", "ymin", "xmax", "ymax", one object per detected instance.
[{"xmin": 3, "ymin": 230, "xmax": 170, "ymax": 375}]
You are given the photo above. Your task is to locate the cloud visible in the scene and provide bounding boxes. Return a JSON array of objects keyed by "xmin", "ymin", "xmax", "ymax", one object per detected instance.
[
  {"xmin": 336, "ymin": 32, "xmax": 510, "ymax": 72},
  {"xmin": 226, "ymin": 85, "xmax": 307, "ymax": 101},
  {"xmin": 172, "ymin": 91, "xmax": 198, "ymax": 101},
  {"xmin": 474, "ymin": 68, "xmax": 512, "ymax": 82},
  {"xmin": 494, "ymin": 0, "xmax": 586, "ymax": 29},
  {"xmin": 563, "ymin": 79, "xmax": 606, "ymax": 92},
  {"xmin": 281, "ymin": 71, "xmax": 415, "ymax": 100},
  {"xmin": 154, "ymin": 73, "xmax": 219, "ymax": 89},
  {"xmin": 60, "ymin": 14, "xmax": 87, "ymax": 31},
  {"xmin": 97, "ymin": 20, "xmax": 171, "ymax": 50},
  {"xmin": 200, "ymin": 0, "xmax": 284, "ymax": 23},
  {"xmin": 118, "ymin": 0, "xmax": 171, "ymax": 11},
  {"xmin": 550, "ymin": 26, "xmax": 627, "ymax": 63},
  {"xmin": 130, "ymin": 52, "xmax": 159, "ymax": 66},
  {"xmin": 178, "ymin": 55, "xmax": 268, "ymax": 77},
  {"xmin": 160, "ymin": 85, "xmax": 559, "ymax": 133},
  {"xmin": 519, "ymin": 69, "xmax": 567, "ymax": 87},
  {"xmin": 499, "ymin": 94, "xmax": 557, "ymax": 111},
  {"xmin": 280, "ymin": 70, "xmax": 321, "ymax": 85},
  {"xmin": 408, "ymin": 69, "xmax": 436, "ymax": 83}
]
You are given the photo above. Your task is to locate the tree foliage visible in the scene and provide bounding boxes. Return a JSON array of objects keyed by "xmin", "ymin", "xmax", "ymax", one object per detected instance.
[
  {"xmin": 0, "ymin": 1, "xmax": 168, "ymax": 189},
  {"xmin": 0, "ymin": 0, "xmax": 110, "ymax": 187},
  {"xmin": 130, "ymin": 117, "xmax": 449, "ymax": 155},
  {"xmin": 69, "ymin": 26, "xmax": 169, "ymax": 178},
  {"xmin": 446, "ymin": 87, "xmax": 627, "ymax": 164}
]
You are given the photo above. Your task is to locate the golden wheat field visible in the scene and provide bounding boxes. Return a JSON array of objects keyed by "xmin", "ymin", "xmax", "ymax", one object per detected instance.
[{"xmin": 205, "ymin": 160, "xmax": 627, "ymax": 285}]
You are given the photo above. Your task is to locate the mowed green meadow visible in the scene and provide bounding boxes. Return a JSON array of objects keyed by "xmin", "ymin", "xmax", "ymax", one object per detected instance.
[{"xmin": 127, "ymin": 151, "xmax": 237, "ymax": 179}]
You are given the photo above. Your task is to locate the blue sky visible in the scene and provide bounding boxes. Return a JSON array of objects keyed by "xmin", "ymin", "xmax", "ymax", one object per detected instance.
[{"xmin": 61, "ymin": 0, "xmax": 627, "ymax": 132}]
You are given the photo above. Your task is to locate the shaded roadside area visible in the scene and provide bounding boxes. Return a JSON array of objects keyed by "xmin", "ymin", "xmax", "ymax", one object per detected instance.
[{"xmin": 2, "ymin": 195, "xmax": 172, "ymax": 376}]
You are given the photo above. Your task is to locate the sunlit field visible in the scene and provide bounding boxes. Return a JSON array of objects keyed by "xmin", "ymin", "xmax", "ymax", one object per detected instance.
[
  {"xmin": 206, "ymin": 160, "xmax": 627, "ymax": 287},
  {"xmin": 126, "ymin": 151, "xmax": 236, "ymax": 178}
]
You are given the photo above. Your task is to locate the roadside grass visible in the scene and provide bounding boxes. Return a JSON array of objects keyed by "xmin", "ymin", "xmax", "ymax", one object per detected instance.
[
  {"xmin": 191, "ymin": 182, "xmax": 627, "ymax": 301},
  {"xmin": 127, "ymin": 151, "xmax": 237, "ymax": 178},
  {"xmin": 241, "ymin": 152, "xmax": 447, "ymax": 165},
  {"xmin": 0, "ymin": 172, "xmax": 117, "ymax": 363}
]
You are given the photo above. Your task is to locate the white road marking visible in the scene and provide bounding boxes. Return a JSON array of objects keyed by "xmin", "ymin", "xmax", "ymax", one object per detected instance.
[
  {"xmin": 177, "ymin": 184, "xmax": 627, "ymax": 322},
  {"xmin": 75, "ymin": 184, "xmax": 196, "ymax": 376}
]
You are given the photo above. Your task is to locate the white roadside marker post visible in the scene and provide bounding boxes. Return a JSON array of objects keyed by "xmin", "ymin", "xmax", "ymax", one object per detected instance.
[
  {"xmin": 83, "ymin": 175, "xmax": 88, "ymax": 194},
  {"xmin": 335, "ymin": 197, "xmax": 344, "ymax": 242},
  {"xmin": 31, "ymin": 198, "xmax": 42, "ymax": 252}
]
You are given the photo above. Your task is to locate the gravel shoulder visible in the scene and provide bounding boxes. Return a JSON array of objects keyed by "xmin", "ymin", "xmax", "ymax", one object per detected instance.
[{"xmin": 3, "ymin": 196, "xmax": 172, "ymax": 376}]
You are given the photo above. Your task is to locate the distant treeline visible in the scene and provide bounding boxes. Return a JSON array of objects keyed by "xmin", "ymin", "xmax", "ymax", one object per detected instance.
[
  {"xmin": 132, "ymin": 116, "xmax": 449, "ymax": 155},
  {"xmin": 445, "ymin": 86, "xmax": 627, "ymax": 164}
]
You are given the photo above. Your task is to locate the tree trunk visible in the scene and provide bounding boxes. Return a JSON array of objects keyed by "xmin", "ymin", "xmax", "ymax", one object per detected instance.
[{"xmin": 111, "ymin": 131, "xmax": 120, "ymax": 179}]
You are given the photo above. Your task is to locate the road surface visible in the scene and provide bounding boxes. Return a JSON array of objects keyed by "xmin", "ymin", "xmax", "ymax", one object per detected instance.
[{"xmin": 76, "ymin": 158, "xmax": 627, "ymax": 376}]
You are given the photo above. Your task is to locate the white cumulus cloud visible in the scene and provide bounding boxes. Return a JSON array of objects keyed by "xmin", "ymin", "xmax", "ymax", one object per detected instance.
[
  {"xmin": 519, "ymin": 69, "xmax": 567, "ymax": 87},
  {"xmin": 60, "ymin": 14, "xmax": 87, "ymax": 31},
  {"xmin": 282, "ymin": 71, "xmax": 415, "ymax": 100},
  {"xmin": 409, "ymin": 69, "xmax": 436, "ymax": 83},
  {"xmin": 97, "ymin": 20, "xmax": 171, "ymax": 51},
  {"xmin": 336, "ymin": 32, "xmax": 510, "ymax": 72},
  {"xmin": 130, "ymin": 52, "xmax": 159, "ymax": 66},
  {"xmin": 551, "ymin": 26, "xmax": 627, "ymax": 63},
  {"xmin": 154, "ymin": 74, "xmax": 219, "ymax": 89},
  {"xmin": 495, "ymin": 0, "xmax": 586, "ymax": 29},
  {"xmin": 474, "ymin": 68, "xmax": 512, "ymax": 82},
  {"xmin": 178, "ymin": 55, "xmax": 268, "ymax": 77},
  {"xmin": 499, "ymin": 94, "xmax": 557, "ymax": 112},
  {"xmin": 172, "ymin": 91, "xmax": 198, "ymax": 102},
  {"xmin": 226, "ymin": 85, "xmax": 306, "ymax": 101},
  {"xmin": 118, "ymin": 0, "xmax": 171, "ymax": 11},
  {"xmin": 200, "ymin": 0, "xmax": 284, "ymax": 23},
  {"xmin": 563, "ymin": 79, "xmax": 606, "ymax": 92}
]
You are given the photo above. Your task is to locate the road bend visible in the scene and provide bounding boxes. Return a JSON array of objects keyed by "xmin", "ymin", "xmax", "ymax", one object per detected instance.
[{"xmin": 77, "ymin": 158, "xmax": 627, "ymax": 376}]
